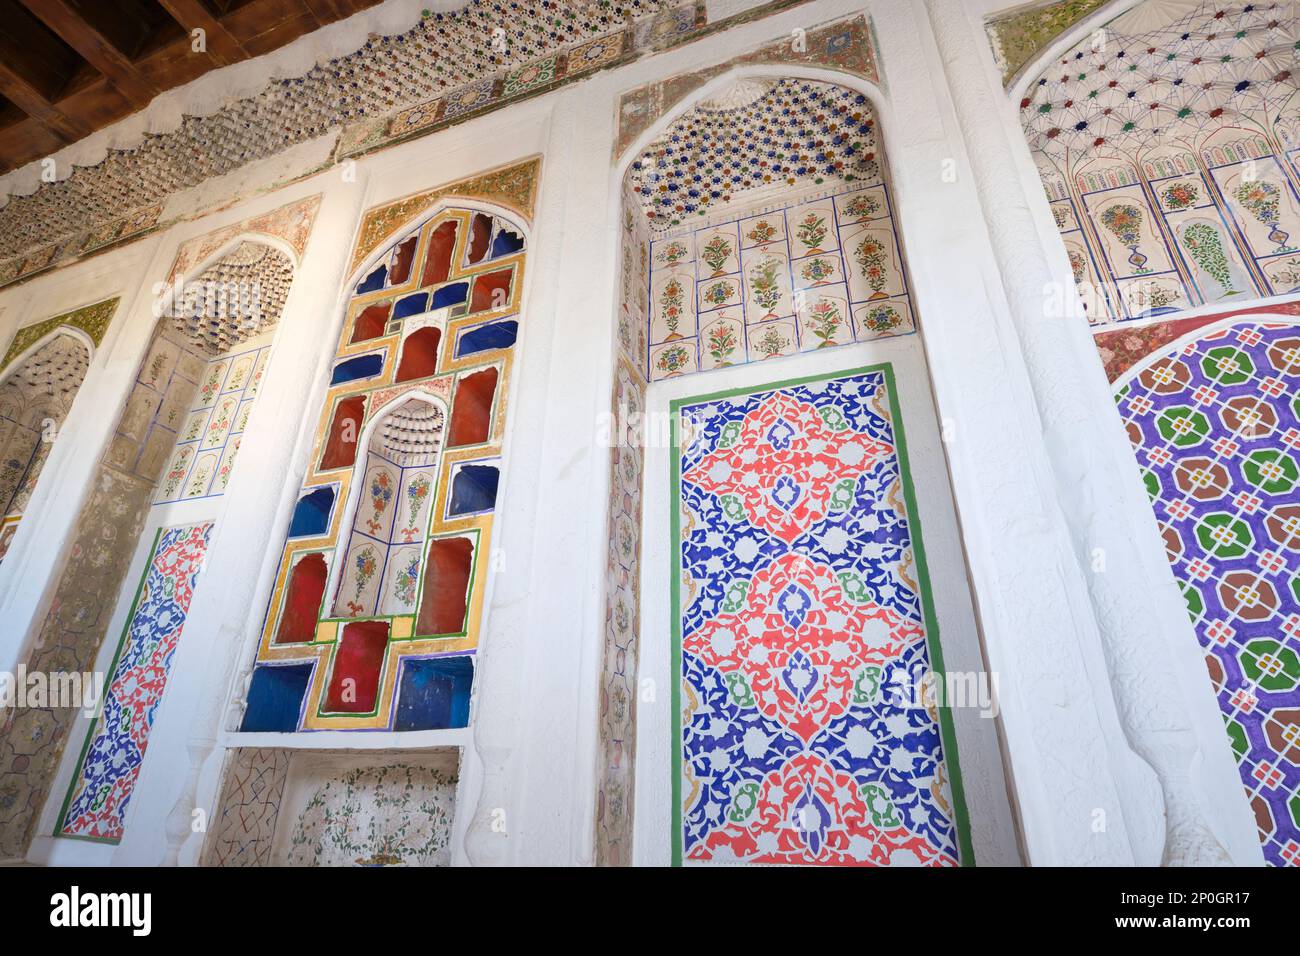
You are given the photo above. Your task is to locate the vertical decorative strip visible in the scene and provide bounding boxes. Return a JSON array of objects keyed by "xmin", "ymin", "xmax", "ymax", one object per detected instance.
[
  {"xmin": 58, "ymin": 522, "xmax": 213, "ymax": 842},
  {"xmin": 595, "ymin": 197, "xmax": 650, "ymax": 865},
  {"xmin": 670, "ymin": 365, "xmax": 969, "ymax": 865}
]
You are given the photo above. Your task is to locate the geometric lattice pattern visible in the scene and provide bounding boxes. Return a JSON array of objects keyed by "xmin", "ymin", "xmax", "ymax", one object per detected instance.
[
  {"xmin": 170, "ymin": 243, "xmax": 294, "ymax": 356},
  {"xmin": 628, "ymin": 79, "xmax": 881, "ymax": 234},
  {"xmin": 672, "ymin": 367, "xmax": 966, "ymax": 865},
  {"xmin": 58, "ymin": 522, "xmax": 213, "ymax": 843},
  {"xmin": 1116, "ymin": 319, "xmax": 1300, "ymax": 866}
]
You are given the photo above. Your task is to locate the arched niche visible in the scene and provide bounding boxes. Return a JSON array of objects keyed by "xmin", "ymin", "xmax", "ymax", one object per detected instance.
[
  {"xmin": 147, "ymin": 240, "xmax": 297, "ymax": 505},
  {"xmin": 329, "ymin": 392, "xmax": 449, "ymax": 621},
  {"xmin": 621, "ymin": 72, "xmax": 919, "ymax": 381},
  {"xmin": 0, "ymin": 327, "xmax": 92, "ymax": 561},
  {"xmin": 0, "ymin": 235, "xmax": 302, "ymax": 856},
  {"xmin": 243, "ymin": 199, "xmax": 527, "ymax": 735},
  {"xmin": 598, "ymin": 62, "xmax": 1013, "ymax": 868}
]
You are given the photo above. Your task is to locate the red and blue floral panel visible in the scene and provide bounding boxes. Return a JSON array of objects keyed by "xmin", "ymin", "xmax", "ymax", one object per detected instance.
[
  {"xmin": 59, "ymin": 522, "xmax": 212, "ymax": 842},
  {"xmin": 671, "ymin": 365, "xmax": 969, "ymax": 865}
]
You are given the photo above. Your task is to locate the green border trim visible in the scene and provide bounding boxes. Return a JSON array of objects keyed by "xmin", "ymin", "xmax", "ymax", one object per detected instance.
[
  {"xmin": 668, "ymin": 361, "xmax": 975, "ymax": 866},
  {"xmin": 55, "ymin": 526, "xmax": 165, "ymax": 845}
]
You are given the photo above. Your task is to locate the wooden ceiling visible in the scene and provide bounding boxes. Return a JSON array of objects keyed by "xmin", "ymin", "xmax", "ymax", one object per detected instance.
[{"xmin": 0, "ymin": 0, "xmax": 386, "ymax": 174}]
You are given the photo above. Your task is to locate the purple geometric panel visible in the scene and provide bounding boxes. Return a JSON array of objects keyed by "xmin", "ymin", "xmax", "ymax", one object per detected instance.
[{"xmin": 1116, "ymin": 319, "xmax": 1300, "ymax": 867}]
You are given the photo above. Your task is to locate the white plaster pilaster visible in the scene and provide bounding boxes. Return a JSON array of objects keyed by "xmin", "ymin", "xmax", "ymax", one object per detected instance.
[
  {"xmin": 463, "ymin": 87, "xmax": 617, "ymax": 868},
  {"xmin": 160, "ymin": 179, "xmax": 369, "ymax": 867}
]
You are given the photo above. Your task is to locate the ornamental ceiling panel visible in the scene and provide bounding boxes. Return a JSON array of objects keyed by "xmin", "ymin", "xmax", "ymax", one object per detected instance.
[
  {"xmin": 1020, "ymin": 1, "xmax": 1300, "ymax": 167},
  {"xmin": 628, "ymin": 76, "xmax": 882, "ymax": 235},
  {"xmin": 0, "ymin": 0, "xmax": 723, "ymax": 289}
]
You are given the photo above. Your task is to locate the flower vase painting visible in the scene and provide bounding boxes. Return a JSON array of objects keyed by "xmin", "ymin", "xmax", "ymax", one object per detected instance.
[
  {"xmin": 805, "ymin": 298, "xmax": 845, "ymax": 348},
  {"xmin": 1233, "ymin": 180, "xmax": 1295, "ymax": 254},
  {"xmin": 704, "ymin": 319, "xmax": 740, "ymax": 368},
  {"xmin": 795, "ymin": 212, "xmax": 830, "ymax": 255},
  {"xmin": 744, "ymin": 218, "xmax": 780, "ymax": 247},
  {"xmin": 699, "ymin": 234, "xmax": 735, "ymax": 278},
  {"xmin": 1180, "ymin": 221, "xmax": 1239, "ymax": 298},
  {"xmin": 853, "ymin": 234, "xmax": 892, "ymax": 300},
  {"xmin": 1099, "ymin": 202, "xmax": 1151, "ymax": 275},
  {"xmin": 658, "ymin": 276, "xmax": 687, "ymax": 341},
  {"xmin": 747, "ymin": 257, "xmax": 785, "ymax": 319}
]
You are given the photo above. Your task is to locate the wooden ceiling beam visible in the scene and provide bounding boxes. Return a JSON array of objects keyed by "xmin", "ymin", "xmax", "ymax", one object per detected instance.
[
  {"xmin": 18, "ymin": 0, "xmax": 158, "ymax": 109},
  {"xmin": 299, "ymin": 0, "xmax": 349, "ymax": 26},
  {"xmin": 0, "ymin": 60, "xmax": 87, "ymax": 144},
  {"xmin": 155, "ymin": 0, "xmax": 249, "ymax": 67}
]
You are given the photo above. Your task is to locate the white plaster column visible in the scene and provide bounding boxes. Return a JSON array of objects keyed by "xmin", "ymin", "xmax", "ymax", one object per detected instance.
[
  {"xmin": 160, "ymin": 179, "xmax": 367, "ymax": 867},
  {"xmin": 921, "ymin": 0, "xmax": 1248, "ymax": 865},
  {"xmin": 463, "ymin": 86, "xmax": 616, "ymax": 867}
]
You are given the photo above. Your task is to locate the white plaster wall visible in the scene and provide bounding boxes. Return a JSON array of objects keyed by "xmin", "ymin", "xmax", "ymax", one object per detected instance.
[{"xmin": 0, "ymin": 0, "xmax": 1266, "ymax": 867}]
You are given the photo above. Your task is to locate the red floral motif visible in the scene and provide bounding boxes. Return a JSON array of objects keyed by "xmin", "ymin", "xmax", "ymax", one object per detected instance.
[
  {"xmin": 684, "ymin": 391, "xmax": 891, "ymax": 544},
  {"xmin": 688, "ymin": 752, "xmax": 955, "ymax": 866},
  {"xmin": 686, "ymin": 552, "xmax": 921, "ymax": 744}
]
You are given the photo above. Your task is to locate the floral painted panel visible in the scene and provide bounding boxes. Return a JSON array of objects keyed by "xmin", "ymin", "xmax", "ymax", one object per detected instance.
[
  {"xmin": 154, "ymin": 341, "xmax": 269, "ymax": 504},
  {"xmin": 58, "ymin": 522, "xmax": 213, "ymax": 843},
  {"xmin": 271, "ymin": 751, "xmax": 459, "ymax": 867},
  {"xmin": 648, "ymin": 185, "xmax": 915, "ymax": 381},
  {"xmin": 671, "ymin": 366, "xmax": 968, "ymax": 865},
  {"xmin": 1115, "ymin": 318, "xmax": 1300, "ymax": 867}
]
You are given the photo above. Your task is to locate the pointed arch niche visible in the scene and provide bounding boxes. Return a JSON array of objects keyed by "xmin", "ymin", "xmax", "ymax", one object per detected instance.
[
  {"xmin": 239, "ymin": 194, "xmax": 527, "ymax": 738},
  {"xmin": 0, "ymin": 234, "xmax": 302, "ymax": 857},
  {"xmin": 0, "ymin": 327, "xmax": 93, "ymax": 561},
  {"xmin": 599, "ymin": 58, "xmax": 1015, "ymax": 868},
  {"xmin": 1015, "ymin": 0, "xmax": 1300, "ymax": 327}
]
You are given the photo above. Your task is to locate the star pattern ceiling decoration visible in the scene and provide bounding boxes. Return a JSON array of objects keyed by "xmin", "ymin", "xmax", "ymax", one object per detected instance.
[
  {"xmin": 628, "ymin": 78, "xmax": 882, "ymax": 234},
  {"xmin": 1021, "ymin": 1, "xmax": 1300, "ymax": 166}
]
